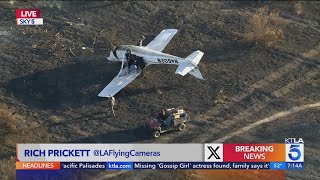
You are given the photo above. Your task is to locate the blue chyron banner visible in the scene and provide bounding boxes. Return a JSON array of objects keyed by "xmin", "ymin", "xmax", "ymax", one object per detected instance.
[{"xmin": 16, "ymin": 162, "xmax": 304, "ymax": 179}]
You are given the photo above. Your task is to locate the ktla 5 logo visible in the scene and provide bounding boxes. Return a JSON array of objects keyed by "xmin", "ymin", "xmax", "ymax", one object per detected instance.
[{"xmin": 286, "ymin": 144, "xmax": 304, "ymax": 162}]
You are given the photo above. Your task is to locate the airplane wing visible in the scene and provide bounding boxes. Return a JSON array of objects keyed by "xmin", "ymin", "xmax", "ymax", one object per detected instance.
[
  {"xmin": 146, "ymin": 29, "xmax": 178, "ymax": 52},
  {"xmin": 98, "ymin": 67, "xmax": 141, "ymax": 97}
]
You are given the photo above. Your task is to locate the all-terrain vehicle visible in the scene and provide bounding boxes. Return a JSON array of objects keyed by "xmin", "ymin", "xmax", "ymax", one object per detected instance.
[{"xmin": 144, "ymin": 107, "xmax": 191, "ymax": 138}]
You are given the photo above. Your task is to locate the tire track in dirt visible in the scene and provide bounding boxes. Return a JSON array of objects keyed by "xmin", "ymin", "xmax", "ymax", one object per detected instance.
[
  {"xmin": 161, "ymin": 61, "xmax": 314, "ymax": 143},
  {"xmin": 284, "ymin": 18, "xmax": 320, "ymax": 34},
  {"xmin": 302, "ymin": 44, "xmax": 320, "ymax": 60},
  {"xmin": 168, "ymin": 50, "xmax": 318, "ymax": 143},
  {"xmin": 185, "ymin": 69, "xmax": 319, "ymax": 143},
  {"xmin": 228, "ymin": 66, "xmax": 318, "ymax": 121},
  {"xmin": 213, "ymin": 102, "xmax": 320, "ymax": 143},
  {"xmin": 178, "ymin": 54, "xmax": 319, "ymax": 143},
  {"xmin": 146, "ymin": 66, "xmax": 316, "ymax": 143},
  {"xmin": 269, "ymin": 49, "xmax": 319, "ymax": 65},
  {"xmin": 208, "ymin": 61, "xmax": 301, "ymax": 116}
]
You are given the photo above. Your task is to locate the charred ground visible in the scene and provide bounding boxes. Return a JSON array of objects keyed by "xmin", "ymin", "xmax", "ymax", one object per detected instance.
[{"xmin": 0, "ymin": 1, "xmax": 319, "ymax": 180}]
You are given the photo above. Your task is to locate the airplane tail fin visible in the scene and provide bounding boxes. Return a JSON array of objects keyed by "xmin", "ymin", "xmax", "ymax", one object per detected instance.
[{"xmin": 175, "ymin": 50, "xmax": 204, "ymax": 80}]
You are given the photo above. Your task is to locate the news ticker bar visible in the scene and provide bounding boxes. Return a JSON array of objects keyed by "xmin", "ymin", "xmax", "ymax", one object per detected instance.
[
  {"xmin": 16, "ymin": 162, "xmax": 304, "ymax": 170},
  {"xmin": 17, "ymin": 143, "xmax": 304, "ymax": 162}
]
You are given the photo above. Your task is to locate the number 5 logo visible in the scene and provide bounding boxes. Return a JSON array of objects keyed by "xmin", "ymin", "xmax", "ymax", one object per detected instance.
[{"xmin": 288, "ymin": 145, "xmax": 301, "ymax": 161}]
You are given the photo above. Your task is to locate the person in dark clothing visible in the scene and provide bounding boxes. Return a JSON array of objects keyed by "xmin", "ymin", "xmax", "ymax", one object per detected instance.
[
  {"xmin": 158, "ymin": 109, "xmax": 172, "ymax": 128},
  {"xmin": 125, "ymin": 48, "xmax": 146, "ymax": 76},
  {"xmin": 135, "ymin": 56, "xmax": 146, "ymax": 77},
  {"xmin": 158, "ymin": 109, "xmax": 169, "ymax": 120},
  {"xmin": 125, "ymin": 49, "xmax": 135, "ymax": 74}
]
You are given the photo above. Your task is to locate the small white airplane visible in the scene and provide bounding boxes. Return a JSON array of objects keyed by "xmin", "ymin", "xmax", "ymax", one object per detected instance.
[{"xmin": 98, "ymin": 29, "xmax": 204, "ymax": 98}]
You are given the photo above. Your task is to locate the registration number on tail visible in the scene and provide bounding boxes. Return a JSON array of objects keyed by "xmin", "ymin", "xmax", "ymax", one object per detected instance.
[{"xmin": 157, "ymin": 58, "xmax": 178, "ymax": 64}]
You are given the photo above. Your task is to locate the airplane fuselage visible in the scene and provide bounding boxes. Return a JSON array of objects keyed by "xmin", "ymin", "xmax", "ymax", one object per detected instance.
[
  {"xmin": 99, "ymin": 29, "xmax": 204, "ymax": 98},
  {"xmin": 108, "ymin": 45, "xmax": 186, "ymax": 65}
]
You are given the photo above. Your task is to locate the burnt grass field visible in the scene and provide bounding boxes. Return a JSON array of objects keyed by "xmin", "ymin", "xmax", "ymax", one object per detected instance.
[{"xmin": 0, "ymin": 1, "xmax": 319, "ymax": 180}]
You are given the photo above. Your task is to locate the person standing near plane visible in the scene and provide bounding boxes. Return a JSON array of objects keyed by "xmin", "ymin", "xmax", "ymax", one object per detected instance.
[
  {"xmin": 125, "ymin": 48, "xmax": 145, "ymax": 76},
  {"xmin": 110, "ymin": 96, "xmax": 115, "ymax": 116},
  {"xmin": 125, "ymin": 49, "xmax": 134, "ymax": 74}
]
